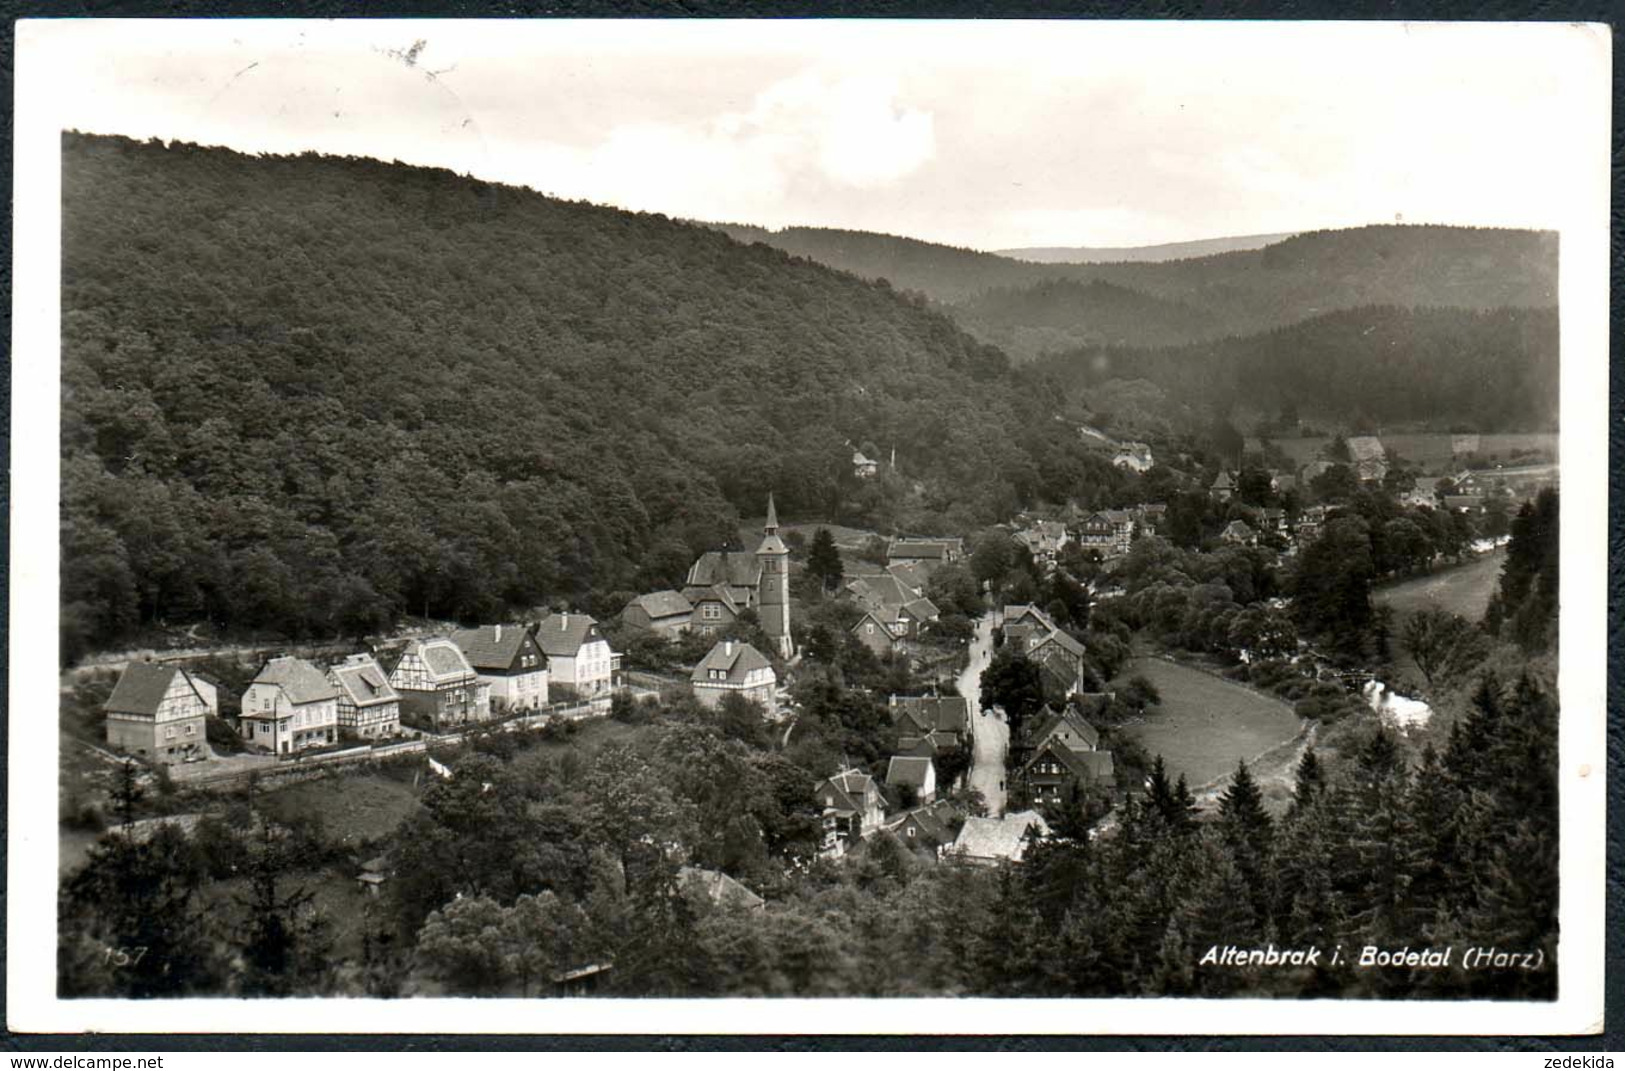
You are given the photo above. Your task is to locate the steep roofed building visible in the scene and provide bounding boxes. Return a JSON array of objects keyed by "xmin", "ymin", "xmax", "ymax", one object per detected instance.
[{"xmin": 104, "ymin": 662, "xmax": 210, "ymax": 764}]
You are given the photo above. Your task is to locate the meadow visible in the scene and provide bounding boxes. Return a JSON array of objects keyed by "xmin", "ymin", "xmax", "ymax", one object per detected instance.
[{"xmin": 1118, "ymin": 656, "xmax": 1304, "ymax": 802}]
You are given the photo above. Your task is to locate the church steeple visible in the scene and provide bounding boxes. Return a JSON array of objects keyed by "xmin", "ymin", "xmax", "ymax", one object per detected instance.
[{"xmin": 755, "ymin": 493, "xmax": 793, "ymax": 660}]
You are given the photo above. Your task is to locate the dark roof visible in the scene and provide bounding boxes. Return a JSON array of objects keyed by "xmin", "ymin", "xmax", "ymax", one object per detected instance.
[
  {"xmin": 105, "ymin": 663, "xmax": 201, "ymax": 716},
  {"xmin": 328, "ymin": 656, "xmax": 400, "ymax": 708},
  {"xmin": 450, "ymin": 625, "xmax": 540, "ymax": 671},
  {"xmin": 1024, "ymin": 741, "xmax": 1115, "ymax": 782},
  {"xmin": 534, "ymin": 612, "xmax": 601, "ymax": 657},
  {"xmin": 890, "ymin": 695, "xmax": 969, "ymax": 735},
  {"xmin": 817, "ymin": 769, "xmax": 878, "ymax": 816},
  {"xmin": 686, "ymin": 551, "xmax": 762, "ymax": 590},
  {"xmin": 681, "ymin": 584, "xmax": 744, "ymax": 613},
  {"xmin": 690, "ymin": 640, "xmax": 773, "ymax": 684},
  {"xmin": 886, "ymin": 755, "xmax": 935, "ymax": 790},
  {"xmin": 887, "ymin": 538, "xmax": 961, "ymax": 561},
  {"xmin": 252, "ymin": 655, "xmax": 340, "ymax": 704},
  {"xmin": 625, "ymin": 590, "xmax": 694, "ymax": 620}
]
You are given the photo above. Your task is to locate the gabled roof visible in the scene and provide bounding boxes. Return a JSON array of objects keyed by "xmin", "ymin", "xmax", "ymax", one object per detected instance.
[
  {"xmin": 901, "ymin": 597, "xmax": 941, "ymax": 623},
  {"xmin": 1023, "ymin": 740, "xmax": 1115, "ymax": 782},
  {"xmin": 890, "ymin": 695, "xmax": 970, "ymax": 735},
  {"xmin": 850, "ymin": 609, "xmax": 898, "ymax": 641},
  {"xmin": 534, "ymin": 613, "xmax": 602, "ymax": 657},
  {"xmin": 251, "ymin": 655, "xmax": 340, "ymax": 704},
  {"xmin": 677, "ymin": 866, "xmax": 765, "ymax": 911},
  {"xmin": 1030, "ymin": 628, "xmax": 1086, "ymax": 660},
  {"xmin": 686, "ymin": 551, "xmax": 762, "ymax": 590},
  {"xmin": 1027, "ymin": 705, "xmax": 1100, "ymax": 752},
  {"xmin": 1347, "ymin": 435, "xmax": 1386, "ymax": 461},
  {"xmin": 885, "ymin": 561, "xmax": 932, "ymax": 596},
  {"xmin": 450, "ymin": 625, "xmax": 541, "ymax": 671},
  {"xmin": 1212, "ymin": 471, "xmax": 1235, "ymax": 489},
  {"xmin": 690, "ymin": 640, "xmax": 773, "ymax": 685},
  {"xmin": 1002, "ymin": 603, "xmax": 1058, "ymax": 632},
  {"xmin": 847, "ymin": 574, "xmax": 910, "ymax": 612},
  {"xmin": 817, "ymin": 769, "xmax": 878, "ymax": 815},
  {"xmin": 682, "ymin": 583, "xmax": 744, "ymax": 613},
  {"xmin": 1222, "ymin": 520, "xmax": 1256, "ymax": 538},
  {"xmin": 886, "ymin": 755, "xmax": 935, "ymax": 791},
  {"xmin": 328, "ymin": 655, "xmax": 400, "ymax": 708},
  {"xmin": 105, "ymin": 663, "xmax": 204, "ymax": 717},
  {"xmin": 624, "ymin": 590, "xmax": 694, "ymax": 620},
  {"xmin": 952, "ymin": 811, "xmax": 1050, "ymax": 862}
]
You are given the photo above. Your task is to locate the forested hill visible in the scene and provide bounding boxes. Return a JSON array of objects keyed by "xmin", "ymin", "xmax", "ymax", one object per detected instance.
[
  {"xmin": 1029, "ymin": 304, "xmax": 1560, "ymax": 432},
  {"xmin": 714, "ymin": 221, "xmax": 1558, "ymax": 357},
  {"xmin": 60, "ymin": 132, "xmax": 1124, "ymax": 659}
]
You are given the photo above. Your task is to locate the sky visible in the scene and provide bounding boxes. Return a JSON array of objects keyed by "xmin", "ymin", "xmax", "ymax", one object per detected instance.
[{"xmin": 21, "ymin": 19, "xmax": 1609, "ymax": 251}]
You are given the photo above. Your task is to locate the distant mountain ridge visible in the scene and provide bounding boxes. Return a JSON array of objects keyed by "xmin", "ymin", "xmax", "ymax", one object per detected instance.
[
  {"xmin": 996, "ymin": 232, "xmax": 1296, "ymax": 264},
  {"xmin": 712, "ymin": 221, "xmax": 1558, "ymax": 356}
]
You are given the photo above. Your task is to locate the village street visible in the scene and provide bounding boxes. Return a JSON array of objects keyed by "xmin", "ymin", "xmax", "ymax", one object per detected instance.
[{"xmin": 960, "ymin": 612, "xmax": 1008, "ymax": 816}]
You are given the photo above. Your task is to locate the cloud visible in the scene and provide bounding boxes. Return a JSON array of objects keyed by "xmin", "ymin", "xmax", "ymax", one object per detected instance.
[{"xmin": 500, "ymin": 69, "xmax": 935, "ymax": 223}]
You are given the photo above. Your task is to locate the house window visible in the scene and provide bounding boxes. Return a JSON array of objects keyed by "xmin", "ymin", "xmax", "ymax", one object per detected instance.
[
  {"xmin": 703, "ymin": 605, "xmax": 721, "ymax": 620},
  {"xmin": 907, "ymin": 827, "xmax": 916, "ymax": 838},
  {"xmin": 185, "ymin": 724, "xmax": 195, "ymax": 735}
]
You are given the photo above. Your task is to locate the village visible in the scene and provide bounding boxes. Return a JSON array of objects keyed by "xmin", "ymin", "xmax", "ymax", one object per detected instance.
[{"xmin": 70, "ymin": 420, "xmax": 1552, "ymax": 905}]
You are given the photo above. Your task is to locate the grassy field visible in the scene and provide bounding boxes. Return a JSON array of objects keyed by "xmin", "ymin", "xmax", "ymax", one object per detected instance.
[
  {"xmin": 1375, "ymin": 548, "xmax": 1506, "ymax": 623},
  {"xmin": 1118, "ymin": 657, "xmax": 1303, "ymax": 799},
  {"xmin": 258, "ymin": 772, "xmax": 422, "ymax": 851},
  {"xmin": 1375, "ymin": 548, "xmax": 1507, "ymax": 681}
]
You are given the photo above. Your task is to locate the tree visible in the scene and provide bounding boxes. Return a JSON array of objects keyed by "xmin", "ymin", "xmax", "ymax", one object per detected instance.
[
  {"xmin": 805, "ymin": 527, "xmax": 844, "ymax": 595},
  {"xmin": 980, "ymin": 645, "xmax": 1046, "ymax": 741},
  {"xmin": 1120, "ymin": 674, "xmax": 1161, "ymax": 713},
  {"xmin": 1401, "ymin": 608, "xmax": 1476, "ymax": 688},
  {"xmin": 59, "ymin": 822, "xmax": 224, "ymax": 997}
]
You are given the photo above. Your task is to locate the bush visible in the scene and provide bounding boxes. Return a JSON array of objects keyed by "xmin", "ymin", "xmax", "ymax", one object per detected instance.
[{"xmin": 206, "ymin": 715, "xmax": 247, "ymax": 754}]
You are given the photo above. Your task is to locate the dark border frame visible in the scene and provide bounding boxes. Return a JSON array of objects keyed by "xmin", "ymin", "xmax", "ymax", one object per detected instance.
[{"xmin": 3, "ymin": 0, "xmax": 1619, "ymax": 1052}]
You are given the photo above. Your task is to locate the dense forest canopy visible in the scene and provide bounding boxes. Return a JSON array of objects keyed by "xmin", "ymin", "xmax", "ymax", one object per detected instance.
[
  {"xmin": 60, "ymin": 132, "xmax": 1126, "ymax": 658},
  {"xmin": 714, "ymin": 221, "xmax": 1558, "ymax": 353},
  {"xmin": 1029, "ymin": 305, "xmax": 1559, "ymax": 433}
]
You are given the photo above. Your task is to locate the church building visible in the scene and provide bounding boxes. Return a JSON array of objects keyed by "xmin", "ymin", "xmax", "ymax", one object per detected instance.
[{"xmin": 682, "ymin": 494, "xmax": 794, "ymax": 659}]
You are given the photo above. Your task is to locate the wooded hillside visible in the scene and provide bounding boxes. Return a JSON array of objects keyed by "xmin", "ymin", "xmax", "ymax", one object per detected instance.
[
  {"xmin": 60, "ymin": 133, "xmax": 1123, "ymax": 658},
  {"xmin": 717, "ymin": 221, "xmax": 1558, "ymax": 356},
  {"xmin": 1029, "ymin": 304, "xmax": 1559, "ymax": 433}
]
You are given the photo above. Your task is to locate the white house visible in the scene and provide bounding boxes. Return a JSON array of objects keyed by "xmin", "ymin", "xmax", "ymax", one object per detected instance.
[
  {"xmin": 535, "ymin": 612, "xmax": 616, "ymax": 697},
  {"xmin": 689, "ymin": 639, "xmax": 777, "ymax": 711},
  {"xmin": 239, "ymin": 655, "xmax": 340, "ymax": 755}
]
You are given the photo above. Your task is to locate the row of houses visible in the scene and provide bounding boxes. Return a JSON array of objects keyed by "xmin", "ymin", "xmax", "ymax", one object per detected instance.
[
  {"xmin": 814, "ymin": 693, "xmax": 971, "ymax": 858},
  {"xmin": 104, "ymin": 613, "xmax": 619, "ymax": 762}
]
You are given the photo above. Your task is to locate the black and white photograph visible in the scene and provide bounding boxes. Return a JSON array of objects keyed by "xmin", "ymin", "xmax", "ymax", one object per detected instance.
[{"xmin": 8, "ymin": 17, "xmax": 1609, "ymax": 1035}]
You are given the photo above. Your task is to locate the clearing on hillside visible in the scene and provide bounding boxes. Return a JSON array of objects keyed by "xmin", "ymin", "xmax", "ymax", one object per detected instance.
[{"xmin": 1118, "ymin": 657, "xmax": 1303, "ymax": 800}]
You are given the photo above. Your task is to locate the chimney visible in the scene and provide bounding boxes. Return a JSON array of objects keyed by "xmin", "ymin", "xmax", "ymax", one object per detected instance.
[
  {"xmin": 725, "ymin": 640, "xmax": 735, "ymax": 657},
  {"xmin": 494, "ymin": 624, "xmax": 502, "ymax": 642},
  {"xmin": 560, "ymin": 613, "xmax": 568, "ymax": 631}
]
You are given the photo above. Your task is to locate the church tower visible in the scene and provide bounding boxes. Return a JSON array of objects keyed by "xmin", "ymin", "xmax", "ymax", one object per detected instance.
[{"xmin": 756, "ymin": 493, "xmax": 793, "ymax": 659}]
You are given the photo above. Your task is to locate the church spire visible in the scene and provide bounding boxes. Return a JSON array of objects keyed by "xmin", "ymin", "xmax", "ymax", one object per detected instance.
[{"xmin": 764, "ymin": 492, "xmax": 779, "ymax": 535}]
